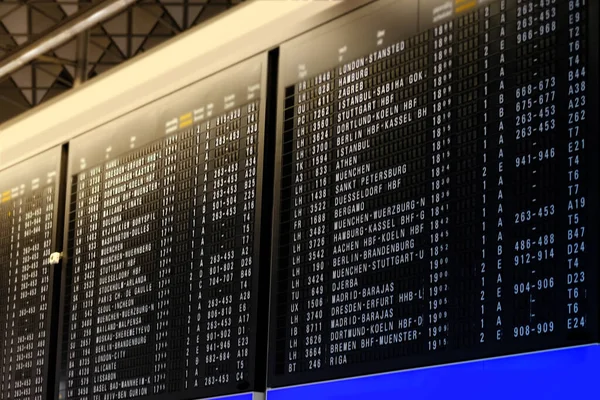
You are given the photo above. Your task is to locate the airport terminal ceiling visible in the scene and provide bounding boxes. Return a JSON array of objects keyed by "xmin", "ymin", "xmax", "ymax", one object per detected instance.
[{"xmin": 0, "ymin": 0, "xmax": 246, "ymax": 125}]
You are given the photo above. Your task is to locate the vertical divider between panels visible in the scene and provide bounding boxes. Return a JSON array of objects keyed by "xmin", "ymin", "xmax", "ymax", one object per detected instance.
[
  {"xmin": 255, "ymin": 47, "xmax": 280, "ymax": 392},
  {"xmin": 48, "ymin": 143, "xmax": 70, "ymax": 400},
  {"xmin": 266, "ymin": 40, "xmax": 289, "ymax": 390}
]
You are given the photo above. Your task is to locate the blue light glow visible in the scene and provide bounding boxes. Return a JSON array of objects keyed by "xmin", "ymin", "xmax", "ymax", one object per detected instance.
[
  {"xmin": 267, "ymin": 345, "xmax": 599, "ymax": 400},
  {"xmin": 206, "ymin": 393, "xmax": 254, "ymax": 400}
]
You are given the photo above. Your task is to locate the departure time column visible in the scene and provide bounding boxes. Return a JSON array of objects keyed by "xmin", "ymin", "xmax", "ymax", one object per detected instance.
[
  {"xmin": 428, "ymin": 20, "xmax": 452, "ymax": 352},
  {"xmin": 156, "ymin": 133, "xmax": 178, "ymax": 394}
]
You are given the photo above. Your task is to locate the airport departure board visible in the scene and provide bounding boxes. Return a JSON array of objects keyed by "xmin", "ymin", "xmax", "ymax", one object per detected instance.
[
  {"xmin": 269, "ymin": 0, "xmax": 599, "ymax": 387},
  {"xmin": 0, "ymin": 148, "xmax": 62, "ymax": 400},
  {"xmin": 58, "ymin": 56, "xmax": 270, "ymax": 400}
]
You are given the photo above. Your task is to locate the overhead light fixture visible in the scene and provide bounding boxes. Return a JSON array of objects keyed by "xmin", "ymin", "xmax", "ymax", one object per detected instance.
[{"xmin": 0, "ymin": 0, "xmax": 137, "ymax": 81}]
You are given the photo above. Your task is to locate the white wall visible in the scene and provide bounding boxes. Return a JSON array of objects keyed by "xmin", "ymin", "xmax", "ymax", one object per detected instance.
[{"xmin": 0, "ymin": 0, "xmax": 373, "ymax": 170}]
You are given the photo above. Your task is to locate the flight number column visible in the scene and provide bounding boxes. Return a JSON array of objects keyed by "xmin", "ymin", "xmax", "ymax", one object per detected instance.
[
  {"xmin": 428, "ymin": 21, "xmax": 452, "ymax": 352},
  {"xmin": 306, "ymin": 71, "xmax": 333, "ymax": 372},
  {"xmin": 68, "ymin": 166, "xmax": 102, "ymax": 400},
  {"xmin": 235, "ymin": 101, "xmax": 260, "ymax": 383},
  {"xmin": 564, "ymin": 0, "xmax": 588, "ymax": 332}
]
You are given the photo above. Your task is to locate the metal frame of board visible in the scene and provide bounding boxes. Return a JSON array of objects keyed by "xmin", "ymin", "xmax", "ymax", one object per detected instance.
[
  {"xmin": 0, "ymin": 145, "xmax": 68, "ymax": 400},
  {"xmin": 52, "ymin": 51, "xmax": 273, "ymax": 400},
  {"xmin": 267, "ymin": 0, "xmax": 600, "ymax": 389}
]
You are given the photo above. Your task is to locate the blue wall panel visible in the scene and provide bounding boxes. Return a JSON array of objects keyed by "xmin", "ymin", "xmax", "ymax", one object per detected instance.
[
  {"xmin": 207, "ymin": 393, "xmax": 255, "ymax": 400},
  {"xmin": 267, "ymin": 345, "xmax": 599, "ymax": 400}
]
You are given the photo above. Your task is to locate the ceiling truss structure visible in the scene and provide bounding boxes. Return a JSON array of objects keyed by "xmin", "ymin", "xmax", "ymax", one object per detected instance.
[{"xmin": 0, "ymin": 0, "xmax": 245, "ymax": 124}]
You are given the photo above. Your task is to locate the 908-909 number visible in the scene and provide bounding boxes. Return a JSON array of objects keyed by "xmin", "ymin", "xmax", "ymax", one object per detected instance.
[{"xmin": 514, "ymin": 322, "xmax": 555, "ymax": 337}]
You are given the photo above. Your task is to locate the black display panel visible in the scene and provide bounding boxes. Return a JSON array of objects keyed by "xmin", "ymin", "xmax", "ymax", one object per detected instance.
[
  {"xmin": 269, "ymin": 0, "xmax": 599, "ymax": 387},
  {"xmin": 57, "ymin": 55, "xmax": 271, "ymax": 400},
  {"xmin": 0, "ymin": 148, "xmax": 63, "ymax": 400}
]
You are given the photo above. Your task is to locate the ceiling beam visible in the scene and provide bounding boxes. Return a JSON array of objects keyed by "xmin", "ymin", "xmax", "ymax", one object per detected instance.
[
  {"xmin": 0, "ymin": 93, "xmax": 29, "ymax": 110},
  {"xmin": 0, "ymin": 3, "xmax": 22, "ymax": 21},
  {"xmin": 0, "ymin": 0, "xmax": 138, "ymax": 83},
  {"xmin": 136, "ymin": 3, "xmax": 180, "ymax": 35},
  {"xmin": 36, "ymin": 55, "xmax": 76, "ymax": 66},
  {"xmin": 34, "ymin": 63, "xmax": 73, "ymax": 87}
]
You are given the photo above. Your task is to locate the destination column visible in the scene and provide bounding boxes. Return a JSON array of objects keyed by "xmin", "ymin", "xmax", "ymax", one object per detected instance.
[
  {"xmin": 333, "ymin": 36, "xmax": 431, "ymax": 363},
  {"xmin": 94, "ymin": 148, "xmax": 159, "ymax": 399},
  {"xmin": 331, "ymin": 59, "xmax": 371, "ymax": 368},
  {"xmin": 94, "ymin": 158, "xmax": 126, "ymax": 399}
]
